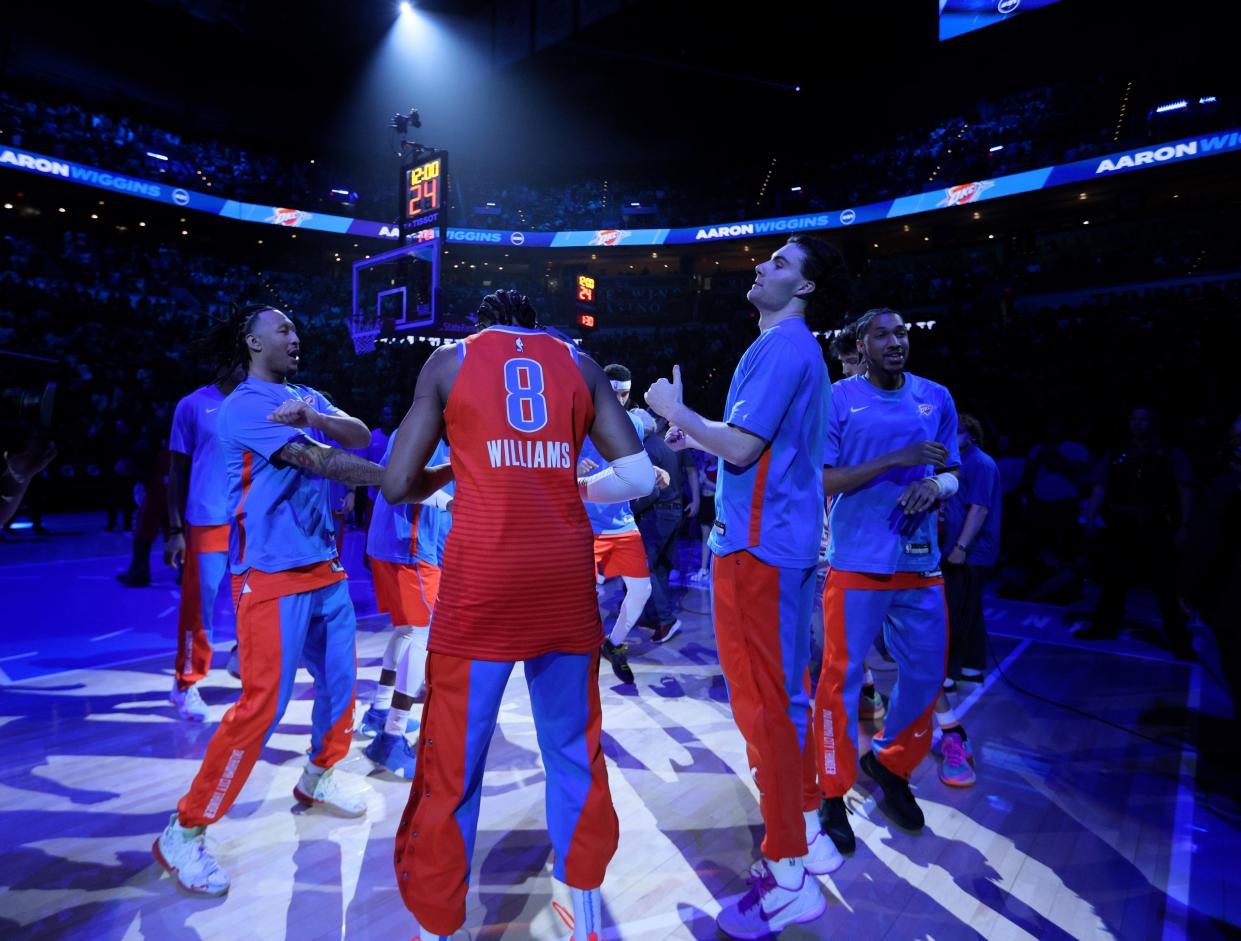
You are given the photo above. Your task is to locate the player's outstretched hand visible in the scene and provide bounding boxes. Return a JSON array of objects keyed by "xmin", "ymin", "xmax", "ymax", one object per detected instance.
[
  {"xmin": 653, "ymin": 466, "xmax": 671, "ymax": 489},
  {"xmin": 891, "ymin": 440, "xmax": 948, "ymax": 468},
  {"xmin": 645, "ymin": 365, "xmax": 683, "ymax": 419},
  {"xmin": 577, "ymin": 458, "xmax": 599, "ymax": 476},
  {"xmin": 268, "ymin": 399, "xmax": 318, "ymax": 429}
]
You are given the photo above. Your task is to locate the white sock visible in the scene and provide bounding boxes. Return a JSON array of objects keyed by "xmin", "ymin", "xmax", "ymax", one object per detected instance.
[
  {"xmin": 303, "ymin": 761, "xmax": 326, "ymax": 779},
  {"xmin": 936, "ymin": 708, "xmax": 959, "ymax": 728},
  {"xmin": 385, "ymin": 705, "xmax": 411, "ymax": 736},
  {"xmin": 803, "ymin": 809, "xmax": 822, "ymax": 840},
  {"xmin": 609, "ymin": 576, "xmax": 651, "ymax": 645},
  {"xmin": 373, "ymin": 681, "xmax": 395, "ymax": 711},
  {"xmin": 767, "ymin": 856, "xmax": 806, "ymax": 890}
]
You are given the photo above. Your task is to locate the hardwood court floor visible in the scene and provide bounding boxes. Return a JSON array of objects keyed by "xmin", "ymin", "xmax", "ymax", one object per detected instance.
[{"xmin": 0, "ymin": 523, "xmax": 1236, "ymax": 939}]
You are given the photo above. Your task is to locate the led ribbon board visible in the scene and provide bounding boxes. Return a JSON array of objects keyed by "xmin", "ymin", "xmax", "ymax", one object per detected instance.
[{"xmin": 4, "ymin": 128, "xmax": 1239, "ymax": 247}]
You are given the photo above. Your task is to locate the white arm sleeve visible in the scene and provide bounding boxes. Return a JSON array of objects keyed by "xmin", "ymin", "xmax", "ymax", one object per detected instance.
[
  {"xmin": 578, "ymin": 450, "xmax": 657, "ymax": 503},
  {"xmin": 419, "ymin": 488, "xmax": 453, "ymax": 510}
]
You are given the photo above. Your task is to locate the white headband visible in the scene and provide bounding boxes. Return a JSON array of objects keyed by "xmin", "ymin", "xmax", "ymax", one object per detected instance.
[{"xmin": 610, "ymin": 380, "xmax": 632, "ymax": 392}]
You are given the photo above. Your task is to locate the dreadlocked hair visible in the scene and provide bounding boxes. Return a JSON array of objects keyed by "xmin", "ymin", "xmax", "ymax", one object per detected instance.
[
  {"xmin": 475, "ymin": 289, "xmax": 537, "ymax": 329},
  {"xmin": 198, "ymin": 302, "xmax": 275, "ymax": 380}
]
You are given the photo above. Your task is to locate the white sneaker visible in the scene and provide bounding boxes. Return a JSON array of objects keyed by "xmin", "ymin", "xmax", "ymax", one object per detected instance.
[
  {"xmin": 170, "ymin": 680, "xmax": 210, "ymax": 721},
  {"xmin": 717, "ymin": 859, "xmax": 825, "ymax": 939},
  {"xmin": 293, "ymin": 766, "xmax": 367, "ymax": 818},
  {"xmin": 689, "ymin": 567, "xmax": 709, "ymax": 585},
  {"xmin": 804, "ymin": 828, "xmax": 845, "ymax": 875},
  {"xmin": 152, "ymin": 812, "xmax": 230, "ymax": 897}
]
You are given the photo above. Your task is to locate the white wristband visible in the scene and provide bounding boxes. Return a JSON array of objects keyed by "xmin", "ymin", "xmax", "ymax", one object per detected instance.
[{"xmin": 930, "ymin": 471, "xmax": 959, "ymax": 499}]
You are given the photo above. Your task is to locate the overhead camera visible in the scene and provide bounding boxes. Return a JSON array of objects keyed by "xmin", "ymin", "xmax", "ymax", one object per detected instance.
[
  {"xmin": 391, "ymin": 108, "xmax": 422, "ymax": 135},
  {"xmin": 1, "ymin": 383, "xmax": 56, "ymax": 432}
]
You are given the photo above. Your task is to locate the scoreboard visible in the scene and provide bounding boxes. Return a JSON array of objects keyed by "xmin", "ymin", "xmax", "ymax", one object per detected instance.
[{"xmin": 402, "ymin": 151, "xmax": 445, "ymax": 238}]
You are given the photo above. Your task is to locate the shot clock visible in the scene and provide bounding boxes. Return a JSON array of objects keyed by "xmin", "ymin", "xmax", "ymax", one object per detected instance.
[
  {"xmin": 405, "ymin": 154, "xmax": 442, "ymax": 222},
  {"xmin": 575, "ymin": 274, "xmax": 598, "ymax": 330}
]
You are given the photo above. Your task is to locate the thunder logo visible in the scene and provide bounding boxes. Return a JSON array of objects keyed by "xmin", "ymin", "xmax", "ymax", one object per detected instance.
[
  {"xmin": 935, "ymin": 181, "xmax": 995, "ymax": 207},
  {"xmin": 589, "ymin": 229, "xmax": 632, "ymax": 247},
  {"xmin": 265, "ymin": 207, "xmax": 314, "ymax": 227}
]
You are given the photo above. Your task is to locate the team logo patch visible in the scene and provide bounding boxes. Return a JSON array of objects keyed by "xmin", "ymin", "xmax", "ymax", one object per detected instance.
[
  {"xmin": 302, "ymin": 394, "xmax": 316, "ymax": 405},
  {"xmin": 918, "ymin": 403, "xmax": 934, "ymax": 416}
]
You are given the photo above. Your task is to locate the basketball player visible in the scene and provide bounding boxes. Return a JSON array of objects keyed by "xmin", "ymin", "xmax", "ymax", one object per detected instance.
[
  {"xmin": 577, "ymin": 363, "xmax": 665, "ymax": 684},
  {"xmin": 819, "ymin": 325, "xmax": 884, "ymax": 720},
  {"xmin": 814, "ymin": 308, "xmax": 960, "ymax": 852},
  {"xmin": 647, "ymin": 235, "xmax": 846, "ymax": 939},
  {"xmin": 357, "ymin": 433, "xmax": 453, "ymax": 778},
  {"xmin": 383, "ymin": 290, "xmax": 655, "ymax": 941},
  {"xmin": 164, "ymin": 365, "xmax": 244, "ymax": 721},
  {"xmin": 152, "ymin": 304, "xmax": 385, "ymax": 897}
]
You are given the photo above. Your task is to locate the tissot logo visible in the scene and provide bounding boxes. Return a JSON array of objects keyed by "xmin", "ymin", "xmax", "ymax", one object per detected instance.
[
  {"xmin": 172, "ymin": 189, "xmax": 190, "ymax": 206},
  {"xmin": 839, "ymin": 209, "xmax": 856, "ymax": 225},
  {"xmin": 510, "ymin": 232, "xmax": 525, "ymax": 246}
]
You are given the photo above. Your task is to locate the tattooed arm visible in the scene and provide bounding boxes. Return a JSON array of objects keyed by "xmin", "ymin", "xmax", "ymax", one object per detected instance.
[{"xmin": 274, "ymin": 438, "xmax": 385, "ymax": 487}]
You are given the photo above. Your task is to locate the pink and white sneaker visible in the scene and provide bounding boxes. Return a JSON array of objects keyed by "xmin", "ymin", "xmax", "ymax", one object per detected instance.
[{"xmin": 937, "ymin": 729, "xmax": 977, "ymax": 787}]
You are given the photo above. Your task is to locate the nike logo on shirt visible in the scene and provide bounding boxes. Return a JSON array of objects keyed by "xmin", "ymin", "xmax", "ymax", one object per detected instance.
[
  {"xmin": 206, "ymin": 408, "xmax": 219, "ymax": 413},
  {"xmin": 850, "ymin": 406, "xmax": 871, "ymax": 413}
]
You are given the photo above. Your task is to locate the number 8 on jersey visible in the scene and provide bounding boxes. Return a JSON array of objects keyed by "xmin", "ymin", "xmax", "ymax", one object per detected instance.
[{"xmin": 503, "ymin": 358, "xmax": 548, "ymax": 433}]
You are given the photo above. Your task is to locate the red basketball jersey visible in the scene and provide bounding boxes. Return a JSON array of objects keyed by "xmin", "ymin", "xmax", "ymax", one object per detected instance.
[{"xmin": 430, "ymin": 326, "xmax": 601, "ymax": 660}]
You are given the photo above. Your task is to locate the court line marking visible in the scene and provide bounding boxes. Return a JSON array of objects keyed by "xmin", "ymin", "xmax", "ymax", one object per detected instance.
[
  {"xmin": 954, "ymin": 638, "xmax": 1032, "ymax": 723},
  {"xmin": 990, "ymin": 628, "xmax": 1193, "ymax": 666},
  {"xmin": 91, "ymin": 629, "xmax": 132, "ymax": 642}
]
